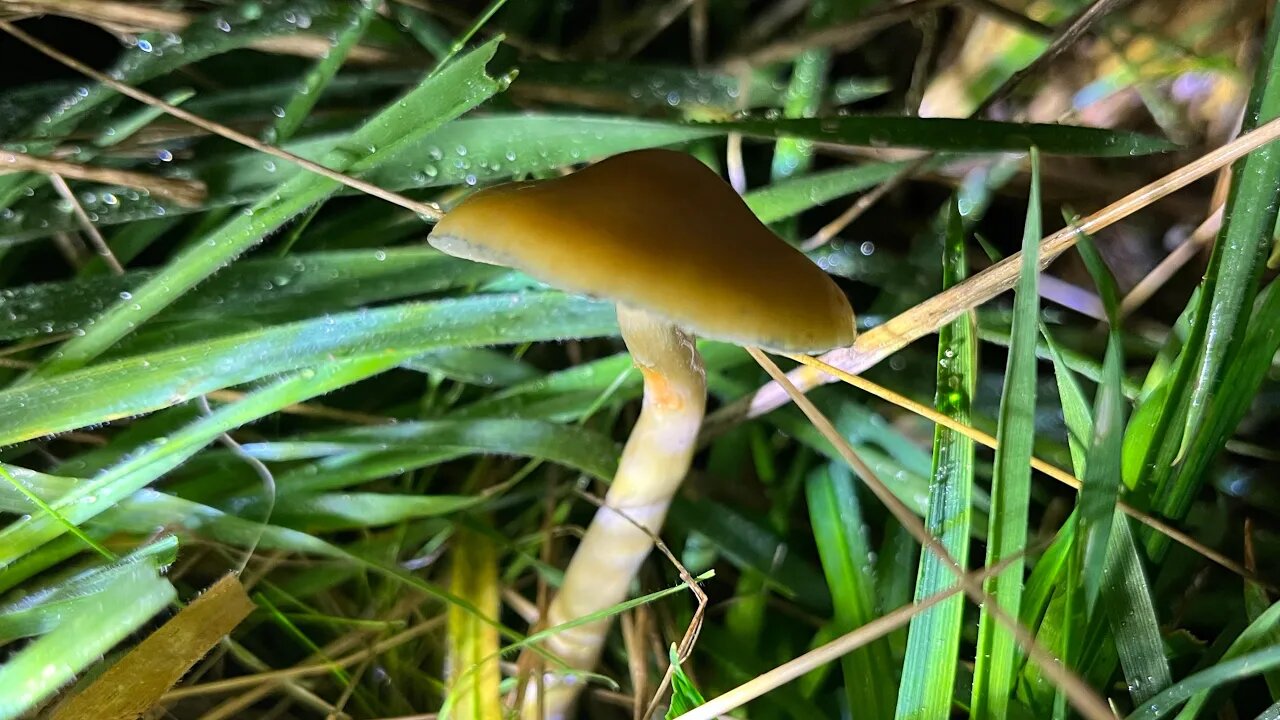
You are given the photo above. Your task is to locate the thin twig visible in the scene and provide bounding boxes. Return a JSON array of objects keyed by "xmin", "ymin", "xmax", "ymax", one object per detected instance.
[{"xmin": 48, "ymin": 174, "xmax": 125, "ymax": 274}]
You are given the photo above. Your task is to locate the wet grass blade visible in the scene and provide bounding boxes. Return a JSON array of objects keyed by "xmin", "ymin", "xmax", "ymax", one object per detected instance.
[
  {"xmin": 1072, "ymin": 232, "xmax": 1127, "ymax": 612},
  {"xmin": 971, "ymin": 147, "xmax": 1041, "ymax": 720},
  {"xmin": 1132, "ymin": 1, "xmax": 1280, "ymax": 557},
  {"xmin": 29, "ymin": 38, "xmax": 505, "ymax": 377},
  {"xmin": 896, "ymin": 198, "xmax": 976, "ymax": 720},
  {"xmin": 265, "ymin": 0, "xmax": 379, "ymax": 144},
  {"xmin": 0, "ymin": 536, "xmax": 176, "ymax": 643},
  {"xmin": 1172, "ymin": 2, "xmax": 1280, "ymax": 473},
  {"xmin": 0, "ymin": 354, "xmax": 411, "ymax": 564},
  {"xmin": 0, "ymin": 249, "xmax": 498, "ymax": 343},
  {"xmin": 0, "ymin": 561, "xmax": 175, "ymax": 720},
  {"xmin": 0, "ymin": 0, "xmax": 363, "ymax": 208},
  {"xmin": 703, "ymin": 117, "xmax": 1176, "ymax": 156},
  {"xmin": 1, "ymin": 117, "xmax": 722, "ymax": 239},
  {"xmin": 806, "ymin": 463, "xmax": 895, "ymax": 720},
  {"xmin": 0, "ymin": 293, "xmax": 616, "ymax": 447},
  {"xmin": 1102, "ymin": 518, "xmax": 1172, "ymax": 707},
  {"xmin": 515, "ymin": 59, "xmax": 790, "ymax": 112},
  {"xmin": 1174, "ymin": 599, "xmax": 1280, "ymax": 719},
  {"xmin": 1125, "ymin": 643, "xmax": 1280, "ymax": 720}
]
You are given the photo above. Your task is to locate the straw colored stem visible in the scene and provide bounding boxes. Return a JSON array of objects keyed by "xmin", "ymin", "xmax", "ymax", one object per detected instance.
[{"xmin": 523, "ymin": 305, "xmax": 707, "ymax": 719}]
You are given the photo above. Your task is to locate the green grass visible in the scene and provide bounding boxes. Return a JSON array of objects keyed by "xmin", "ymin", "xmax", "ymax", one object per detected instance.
[{"xmin": 1, "ymin": 1, "xmax": 1279, "ymax": 719}]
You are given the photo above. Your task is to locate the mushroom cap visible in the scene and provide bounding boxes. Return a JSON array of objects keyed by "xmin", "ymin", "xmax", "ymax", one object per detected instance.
[{"xmin": 427, "ymin": 148, "xmax": 855, "ymax": 353}]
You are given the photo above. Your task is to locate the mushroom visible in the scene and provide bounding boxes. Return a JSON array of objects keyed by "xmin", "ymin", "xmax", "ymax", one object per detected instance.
[{"xmin": 427, "ymin": 148, "xmax": 855, "ymax": 718}]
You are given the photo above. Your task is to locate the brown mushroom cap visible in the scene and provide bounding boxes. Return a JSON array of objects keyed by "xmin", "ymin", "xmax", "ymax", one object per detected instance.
[{"xmin": 427, "ymin": 148, "xmax": 855, "ymax": 353}]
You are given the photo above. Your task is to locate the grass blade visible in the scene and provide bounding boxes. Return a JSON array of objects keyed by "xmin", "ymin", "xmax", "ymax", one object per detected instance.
[
  {"xmin": 0, "ymin": 561, "xmax": 175, "ymax": 720},
  {"xmin": 1125, "ymin": 643, "xmax": 1280, "ymax": 720},
  {"xmin": 0, "ymin": 249, "xmax": 498, "ymax": 343},
  {"xmin": 806, "ymin": 464, "xmax": 896, "ymax": 720},
  {"xmin": 704, "ymin": 117, "xmax": 1175, "ymax": 156},
  {"xmin": 744, "ymin": 159, "xmax": 930, "ymax": 225},
  {"xmin": 667, "ymin": 644, "xmax": 708, "ymax": 718},
  {"xmin": 1102, "ymin": 518, "xmax": 1173, "ymax": 706},
  {"xmin": 896, "ymin": 198, "xmax": 976, "ymax": 720},
  {"xmin": 1172, "ymin": 0, "xmax": 1280, "ymax": 468},
  {"xmin": 0, "ymin": 293, "xmax": 616, "ymax": 448},
  {"xmin": 30, "ymin": 37, "xmax": 505, "ymax": 377},
  {"xmin": 971, "ymin": 147, "xmax": 1041, "ymax": 720},
  {"xmin": 1174, "ymin": 599, "xmax": 1280, "ymax": 719},
  {"xmin": 444, "ymin": 529, "xmax": 502, "ymax": 720},
  {"xmin": 266, "ymin": 0, "xmax": 379, "ymax": 144},
  {"xmin": 1131, "ymin": 0, "xmax": 1280, "ymax": 558},
  {"xmin": 1072, "ymin": 233, "xmax": 1127, "ymax": 612},
  {"xmin": 0, "ymin": 0, "xmax": 357, "ymax": 208},
  {"xmin": 0, "ymin": 536, "xmax": 176, "ymax": 643},
  {"xmin": 0, "ymin": 354, "xmax": 409, "ymax": 564}
]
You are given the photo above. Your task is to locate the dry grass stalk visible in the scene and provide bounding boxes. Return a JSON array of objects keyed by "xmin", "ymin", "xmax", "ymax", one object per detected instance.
[
  {"xmin": 49, "ymin": 574, "xmax": 255, "ymax": 720},
  {"xmin": 1, "ymin": 149, "xmax": 206, "ymax": 206}
]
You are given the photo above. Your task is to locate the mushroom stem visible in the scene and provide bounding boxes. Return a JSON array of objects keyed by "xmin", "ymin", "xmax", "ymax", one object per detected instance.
[{"xmin": 524, "ymin": 304, "xmax": 707, "ymax": 719}]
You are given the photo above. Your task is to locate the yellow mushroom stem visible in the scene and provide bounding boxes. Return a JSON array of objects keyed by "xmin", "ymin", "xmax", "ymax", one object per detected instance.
[{"xmin": 523, "ymin": 304, "xmax": 707, "ymax": 719}]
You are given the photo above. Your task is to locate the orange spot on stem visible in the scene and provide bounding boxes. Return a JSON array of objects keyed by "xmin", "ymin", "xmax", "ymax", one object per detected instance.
[{"xmin": 638, "ymin": 366, "xmax": 684, "ymax": 411}]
